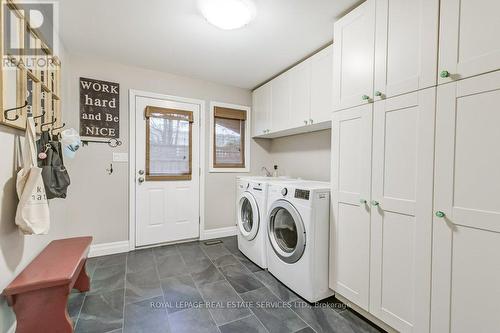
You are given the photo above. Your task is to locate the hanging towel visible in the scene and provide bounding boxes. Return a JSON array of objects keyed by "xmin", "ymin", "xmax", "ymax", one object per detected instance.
[{"xmin": 15, "ymin": 114, "xmax": 51, "ymax": 235}]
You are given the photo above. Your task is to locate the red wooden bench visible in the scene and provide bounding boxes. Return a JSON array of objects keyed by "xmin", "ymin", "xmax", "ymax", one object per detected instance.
[{"xmin": 2, "ymin": 236, "xmax": 93, "ymax": 333}]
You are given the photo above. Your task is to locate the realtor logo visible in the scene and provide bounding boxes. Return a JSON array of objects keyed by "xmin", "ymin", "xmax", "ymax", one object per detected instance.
[{"xmin": 2, "ymin": 0, "xmax": 58, "ymax": 69}]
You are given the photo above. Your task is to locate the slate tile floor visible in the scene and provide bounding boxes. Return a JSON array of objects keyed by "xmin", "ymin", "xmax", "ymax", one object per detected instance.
[{"xmin": 69, "ymin": 236, "xmax": 385, "ymax": 333}]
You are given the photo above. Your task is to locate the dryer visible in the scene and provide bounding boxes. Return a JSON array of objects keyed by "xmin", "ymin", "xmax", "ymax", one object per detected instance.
[
  {"xmin": 235, "ymin": 177, "xmax": 298, "ymax": 269},
  {"xmin": 266, "ymin": 181, "xmax": 333, "ymax": 302}
]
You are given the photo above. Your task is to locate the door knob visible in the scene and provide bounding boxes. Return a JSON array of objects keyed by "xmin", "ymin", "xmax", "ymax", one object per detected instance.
[
  {"xmin": 371, "ymin": 200, "xmax": 379, "ymax": 206},
  {"xmin": 440, "ymin": 70, "xmax": 450, "ymax": 78},
  {"xmin": 362, "ymin": 95, "xmax": 370, "ymax": 101},
  {"xmin": 435, "ymin": 211, "xmax": 446, "ymax": 218},
  {"xmin": 374, "ymin": 91, "xmax": 382, "ymax": 97},
  {"xmin": 138, "ymin": 170, "xmax": 145, "ymax": 175},
  {"xmin": 138, "ymin": 177, "xmax": 145, "ymax": 183}
]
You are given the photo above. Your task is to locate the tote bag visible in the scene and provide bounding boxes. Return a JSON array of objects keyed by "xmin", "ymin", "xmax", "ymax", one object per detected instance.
[{"xmin": 15, "ymin": 115, "xmax": 50, "ymax": 235}]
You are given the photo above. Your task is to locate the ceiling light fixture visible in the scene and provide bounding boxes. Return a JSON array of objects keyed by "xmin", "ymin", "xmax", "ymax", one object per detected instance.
[{"xmin": 199, "ymin": 0, "xmax": 257, "ymax": 30}]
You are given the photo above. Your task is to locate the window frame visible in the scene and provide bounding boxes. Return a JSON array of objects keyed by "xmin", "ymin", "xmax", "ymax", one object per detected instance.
[
  {"xmin": 209, "ymin": 101, "xmax": 251, "ymax": 173},
  {"xmin": 145, "ymin": 106, "xmax": 194, "ymax": 181}
]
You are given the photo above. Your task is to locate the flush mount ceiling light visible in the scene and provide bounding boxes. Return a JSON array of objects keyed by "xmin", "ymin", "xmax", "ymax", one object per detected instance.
[{"xmin": 199, "ymin": 0, "xmax": 257, "ymax": 30}]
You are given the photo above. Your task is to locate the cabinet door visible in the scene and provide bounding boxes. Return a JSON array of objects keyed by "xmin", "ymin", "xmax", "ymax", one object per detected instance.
[
  {"xmin": 290, "ymin": 60, "xmax": 311, "ymax": 128},
  {"xmin": 252, "ymin": 83, "xmax": 272, "ymax": 137},
  {"xmin": 330, "ymin": 104, "xmax": 372, "ymax": 311},
  {"xmin": 431, "ymin": 71, "xmax": 500, "ymax": 333},
  {"xmin": 271, "ymin": 72, "xmax": 291, "ymax": 132},
  {"xmin": 438, "ymin": 0, "xmax": 500, "ymax": 83},
  {"xmin": 370, "ymin": 89, "xmax": 435, "ymax": 332},
  {"xmin": 333, "ymin": 0, "xmax": 375, "ymax": 111},
  {"xmin": 374, "ymin": 0, "xmax": 439, "ymax": 99},
  {"xmin": 310, "ymin": 45, "xmax": 333, "ymax": 123}
]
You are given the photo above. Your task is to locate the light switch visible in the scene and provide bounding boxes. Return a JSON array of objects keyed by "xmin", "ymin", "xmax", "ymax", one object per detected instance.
[{"xmin": 113, "ymin": 152, "xmax": 128, "ymax": 163}]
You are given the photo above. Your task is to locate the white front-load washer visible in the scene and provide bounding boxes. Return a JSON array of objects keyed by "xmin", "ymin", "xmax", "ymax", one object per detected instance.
[
  {"xmin": 266, "ymin": 181, "xmax": 333, "ymax": 302},
  {"xmin": 236, "ymin": 177, "xmax": 299, "ymax": 269}
]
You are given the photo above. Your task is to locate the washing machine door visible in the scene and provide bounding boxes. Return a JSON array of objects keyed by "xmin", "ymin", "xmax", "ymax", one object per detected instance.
[
  {"xmin": 238, "ymin": 192, "xmax": 260, "ymax": 240},
  {"xmin": 268, "ymin": 200, "xmax": 306, "ymax": 264}
]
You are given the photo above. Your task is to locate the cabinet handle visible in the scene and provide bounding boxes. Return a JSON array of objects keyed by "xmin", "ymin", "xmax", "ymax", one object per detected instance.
[
  {"xmin": 362, "ymin": 95, "xmax": 370, "ymax": 101},
  {"xmin": 440, "ymin": 70, "xmax": 450, "ymax": 78},
  {"xmin": 371, "ymin": 200, "xmax": 379, "ymax": 206},
  {"xmin": 304, "ymin": 120, "xmax": 308, "ymax": 125},
  {"xmin": 309, "ymin": 119, "xmax": 314, "ymax": 124},
  {"xmin": 359, "ymin": 199, "xmax": 367, "ymax": 205},
  {"xmin": 435, "ymin": 211, "xmax": 446, "ymax": 218},
  {"xmin": 374, "ymin": 91, "xmax": 382, "ymax": 97}
]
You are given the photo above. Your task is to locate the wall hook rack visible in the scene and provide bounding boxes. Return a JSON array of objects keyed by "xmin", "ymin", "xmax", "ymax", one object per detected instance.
[
  {"xmin": 81, "ymin": 138, "xmax": 122, "ymax": 148},
  {"xmin": 41, "ymin": 118, "xmax": 57, "ymax": 130},
  {"xmin": 34, "ymin": 110, "xmax": 46, "ymax": 126},
  {"xmin": 51, "ymin": 123, "xmax": 66, "ymax": 134},
  {"xmin": 3, "ymin": 100, "xmax": 28, "ymax": 121}
]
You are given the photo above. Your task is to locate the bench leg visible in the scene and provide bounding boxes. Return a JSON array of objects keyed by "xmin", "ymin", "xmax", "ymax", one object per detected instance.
[
  {"xmin": 13, "ymin": 285, "xmax": 73, "ymax": 333},
  {"xmin": 74, "ymin": 259, "xmax": 90, "ymax": 292}
]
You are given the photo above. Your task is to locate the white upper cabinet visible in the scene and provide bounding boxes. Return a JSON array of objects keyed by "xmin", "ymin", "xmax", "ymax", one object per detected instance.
[
  {"xmin": 330, "ymin": 104, "xmax": 373, "ymax": 311},
  {"xmin": 290, "ymin": 60, "xmax": 311, "ymax": 128},
  {"xmin": 252, "ymin": 82, "xmax": 272, "ymax": 137},
  {"xmin": 431, "ymin": 71, "xmax": 500, "ymax": 333},
  {"xmin": 333, "ymin": 0, "xmax": 375, "ymax": 111},
  {"xmin": 310, "ymin": 45, "xmax": 334, "ymax": 123},
  {"xmin": 438, "ymin": 0, "xmax": 500, "ymax": 84},
  {"xmin": 252, "ymin": 46, "xmax": 333, "ymax": 138},
  {"xmin": 374, "ymin": 0, "xmax": 439, "ymax": 100},
  {"xmin": 271, "ymin": 72, "xmax": 291, "ymax": 132},
  {"xmin": 370, "ymin": 88, "xmax": 435, "ymax": 333}
]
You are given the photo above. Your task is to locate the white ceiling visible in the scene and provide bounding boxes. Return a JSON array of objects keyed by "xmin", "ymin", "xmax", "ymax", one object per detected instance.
[{"xmin": 59, "ymin": 0, "xmax": 359, "ymax": 89}]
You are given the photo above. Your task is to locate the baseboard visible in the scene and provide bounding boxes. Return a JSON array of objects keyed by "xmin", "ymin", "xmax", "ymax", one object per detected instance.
[
  {"xmin": 88, "ymin": 240, "xmax": 130, "ymax": 258},
  {"xmin": 201, "ymin": 226, "xmax": 238, "ymax": 240}
]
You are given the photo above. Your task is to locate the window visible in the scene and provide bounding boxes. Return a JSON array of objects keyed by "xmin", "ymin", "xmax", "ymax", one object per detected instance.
[
  {"xmin": 145, "ymin": 106, "xmax": 193, "ymax": 180},
  {"xmin": 210, "ymin": 102, "xmax": 250, "ymax": 172}
]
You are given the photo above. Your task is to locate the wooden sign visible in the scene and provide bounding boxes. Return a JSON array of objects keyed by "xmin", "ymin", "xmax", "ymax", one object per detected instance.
[{"xmin": 79, "ymin": 77, "xmax": 120, "ymax": 139}]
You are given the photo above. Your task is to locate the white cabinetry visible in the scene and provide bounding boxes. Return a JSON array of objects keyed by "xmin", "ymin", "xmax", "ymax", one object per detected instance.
[
  {"xmin": 330, "ymin": 89, "xmax": 435, "ymax": 332},
  {"xmin": 252, "ymin": 45, "xmax": 333, "ymax": 138},
  {"xmin": 332, "ymin": 0, "xmax": 375, "ymax": 111},
  {"xmin": 431, "ymin": 71, "xmax": 500, "ymax": 333},
  {"xmin": 252, "ymin": 82, "xmax": 272, "ymax": 137},
  {"xmin": 369, "ymin": 89, "xmax": 435, "ymax": 332},
  {"xmin": 438, "ymin": 0, "xmax": 500, "ymax": 84},
  {"xmin": 330, "ymin": 104, "xmax": 373, "ymax": 311}
]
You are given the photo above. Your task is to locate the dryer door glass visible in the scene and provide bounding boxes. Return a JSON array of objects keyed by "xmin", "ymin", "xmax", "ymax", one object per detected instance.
[
  {"xmin": 268, "ymin": 200, "xmax": 306, "ymax": 264},
  {"xmin": 273, "ymin": 208, "xmax": 297, "ymax": 252},
  {"xmin": 241, "ymin": 198, "xmax": 253, "ymax": 232}
]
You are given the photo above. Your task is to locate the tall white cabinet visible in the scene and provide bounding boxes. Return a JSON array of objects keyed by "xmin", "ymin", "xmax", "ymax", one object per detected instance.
[{"xmin": 330, "ymin": 0, "xmax": 500, "ymax": 332}]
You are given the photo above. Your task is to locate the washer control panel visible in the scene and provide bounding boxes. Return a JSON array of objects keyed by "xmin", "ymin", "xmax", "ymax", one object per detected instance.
[{"xmin": 295, "ymin": 189, "xmax": 310, "ymax": 200}]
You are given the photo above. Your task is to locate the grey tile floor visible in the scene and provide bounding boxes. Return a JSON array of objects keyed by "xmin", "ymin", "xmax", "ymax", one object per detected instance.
[{"xmin": 68, "ymin": 236, "xmax": 385, "ymax": 333}]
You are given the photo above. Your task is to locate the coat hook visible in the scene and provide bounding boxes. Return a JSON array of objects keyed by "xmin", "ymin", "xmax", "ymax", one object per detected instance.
[
  {"xmin": 3, "ymin": 100, "xmax": 28, "ymax": 121},
  {"xmin": 51, "ymin": 122, "xmax": 66, "ymax": 135},
  {"xmin": 41, "ymin": 117, "xmax": 57, "ymax": 130},
  {"xmin": 34, "ymin": 110, "xmax": 46, "ymax": 126}
]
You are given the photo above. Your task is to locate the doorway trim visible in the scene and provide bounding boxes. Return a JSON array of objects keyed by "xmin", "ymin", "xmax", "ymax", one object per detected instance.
[{"xmin": 128, "ymin": 89, "xmax": 206, "ymax": 251}]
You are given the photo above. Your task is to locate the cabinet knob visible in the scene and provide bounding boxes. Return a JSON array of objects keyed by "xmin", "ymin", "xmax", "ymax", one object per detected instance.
[
  {"xmin": 309, "ymin": 119, "xmax": 314, "ymax": 124},
  {"xmin": 440, "ymin": 70, "xmax": 450, "ymax": 78},
  {"xmin": 371, "ymin": 200, "xmax": 379, "ymax": 206},
  {"xmin": 362, "ymin": 95, "xmax": 370, "ymax": 101},
  {"xmin": 435, "ymin": 211, "xmax": 446, "ymax": 218},
  {"xmin": 304, "ymin": 120, "xmax": 308, "ymax": 125},
  {"xmin": 359, "ymin": 199, "xmax": 367, "ymax": 205},
  {"xmin": 374, "ymin": 91, "xmax": 382, "ymax": 97}
]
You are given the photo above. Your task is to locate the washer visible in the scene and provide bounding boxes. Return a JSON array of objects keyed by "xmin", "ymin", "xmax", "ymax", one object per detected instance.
[
  {"xmin": 236, "ymin": 177, "xmax": 299, "ymax": 269},
  {"xmin": 266, "ymin": 181, "xmax": 333, "ymax": 302}
]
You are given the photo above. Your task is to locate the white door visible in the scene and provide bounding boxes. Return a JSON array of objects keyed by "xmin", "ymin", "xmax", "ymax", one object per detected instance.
[
  {"xmin": 252, "ymin": 83, "xmax": 272, "ymax": 136},
  {"xmin": 333, "ymin": 0, "xmax": 375, "ymax": 111},
  {"xmin": 431, "ymin": 71, "xmax": 500, "ymax": 333},
  {"xmin": 330, "ymin": 104, "xmax": 372, "ymax": 311},
  {"xmin": 374, "ymin": 0, "xmax": 439, "ymax": 99},
  {"xmin": 271, "ymin": 72, "xmax": 291, "ymax": 132},
  {"xmin": 310, "ymin": 45, "xmax": 333, "ymax": 124},
  {"xmin": 290, "ymin": 60, "xmax": 311, "ymax": 128},
  {"xmin": 370, "ymin": 89, "xmax": 435, "ymax": 332},
  {"xmin": 135, "ymin": 95, "xmax": 200, "ymax": 247},
  {"xmin": 438, "ymin": 0, "xmax": 500, "ymax": 83}
]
